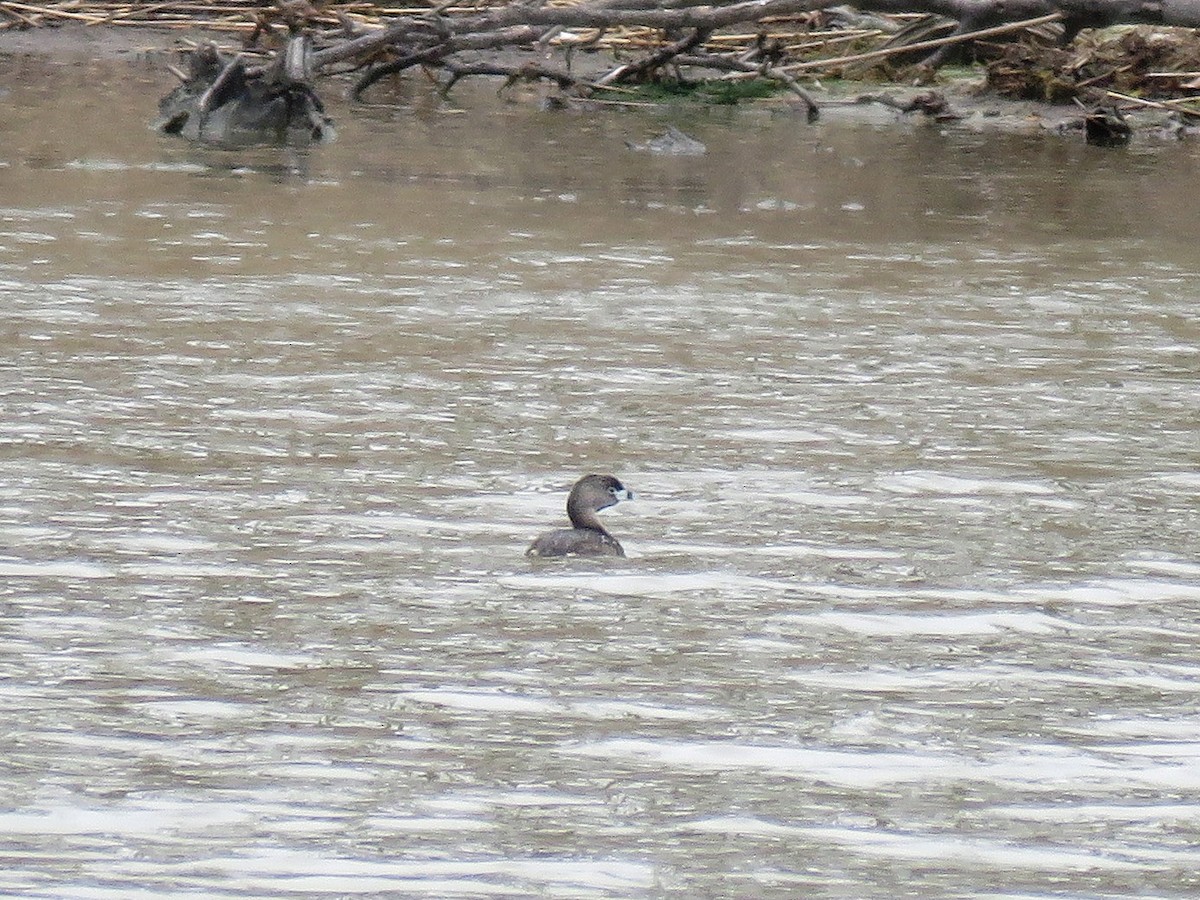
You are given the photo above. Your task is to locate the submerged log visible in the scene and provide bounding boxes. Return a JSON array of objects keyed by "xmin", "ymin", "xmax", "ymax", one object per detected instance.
[{"xmin": 155, "ymin": 36, "xmax": 334, "ymax": 143}]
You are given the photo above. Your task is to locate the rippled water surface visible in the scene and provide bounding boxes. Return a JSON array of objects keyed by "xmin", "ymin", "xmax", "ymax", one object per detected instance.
[{"xmin": 2, "ymin": 52, "xmax": 1200, "ymax": 898}]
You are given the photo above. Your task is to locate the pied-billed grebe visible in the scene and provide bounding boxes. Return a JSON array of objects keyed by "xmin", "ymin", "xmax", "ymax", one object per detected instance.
[{"xmin": 526, "ymin": 474, "xmax": 633, "ymax": 558}]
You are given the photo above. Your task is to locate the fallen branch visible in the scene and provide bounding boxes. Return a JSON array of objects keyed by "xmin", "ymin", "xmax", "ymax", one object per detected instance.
[
  {"xmin": 675, "ymin": 51, "xmax": 821, "ymax": 119},
  {"xmin": 0, "ymin": 2, "xmax": 43, "ymax": 26},
  {"xmin": 1106, "ymin": 88, "xmax": 1200, "ymax": 118},
  {"xmin": 312, "ymin": 0, "xmax": 821, "ymax": 71},
  {"xmin": 593, "ymin": 26, "xmax": 712, "ymax": 86},
  {"xmin": 135, "ymin": 0, "xmax": 1200, "ymax": 146},
  {"xmin": 439, "ymin": 58, "xmax": 591, "ymax": 94},
  {"xmin": 779, "ymin": 10, "xmax": 1064, "ymax": 71},
  {"xmin": 2, "ymin": 0, "xmax": 103, "ymax": 22}
]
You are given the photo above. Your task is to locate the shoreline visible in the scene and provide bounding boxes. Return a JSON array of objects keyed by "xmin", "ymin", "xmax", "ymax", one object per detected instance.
[
  {"xmin": 1, "ymin": 22, "xmax": 1189, "ymax": 144},
  {"xmin": 0, "ymin": 22, "xmax": 182, "ymax": 60}
]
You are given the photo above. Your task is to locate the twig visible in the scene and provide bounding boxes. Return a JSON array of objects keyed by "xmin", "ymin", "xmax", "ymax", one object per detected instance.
[
  {"xmin": 779, "ymin": 11, "xmax": 1064, "ymax": 72},
  {"xmin": 0, "ymin": 2, "xmax": 43, "ymax": 26},
  {"xmin": 1105, "ymin": 89, "xmax": 1200, "ymax": 119},
  {"xmin": 672, "ymin": 51, "xmax": 820, "ymax": 121},
  {"xmin": 440, "ymin": 58, "xmax": 588, "ymax": 94},
  {"xmin": 1154, "ymin": 94, "xmax": 1200, "ymax": 107},
  {"xmin": 95, "ymin": 0, "xmax": 184, "ymax": 24},
  {"xmin": 594, "ymin": 26, "xmax": 710, "ymax": 87},
  {"xmin": 1, "ymin": 0, "xmax": 102, "ymax": 22}
]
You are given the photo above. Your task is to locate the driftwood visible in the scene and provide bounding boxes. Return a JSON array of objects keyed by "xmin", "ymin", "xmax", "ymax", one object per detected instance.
[
  {"xmin": 128, "ymin": 0, "xmax": 1200, "ymax": 141},
  {"xmin": 154, "ymin": 36, "xmax": 334, "ymax": 142},
  {"xmin": 290, "ymin": 0, "xmax": 1200, "ymax": 115},
  {"xmin": 293, "ymin": 0, "xmax": 1200, "ymax": 80}
]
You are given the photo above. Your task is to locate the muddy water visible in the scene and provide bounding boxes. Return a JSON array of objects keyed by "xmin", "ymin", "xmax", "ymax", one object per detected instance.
[{"xmin": 2, "ymin": 52, "xmax": 1199, "ymax": 898}]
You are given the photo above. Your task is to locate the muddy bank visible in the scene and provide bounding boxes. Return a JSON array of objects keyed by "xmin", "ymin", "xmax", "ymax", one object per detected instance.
[
  {"xmin": 0, "ymin": 22, "xmax": 176, "ymax": 60},
  {"xmin": 0, "ymin": 21, "xmax": 1193, "ymax": 145}
]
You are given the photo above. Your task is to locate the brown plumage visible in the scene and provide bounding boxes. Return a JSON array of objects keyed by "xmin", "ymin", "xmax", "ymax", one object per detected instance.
[{"xmin": 526, "ymin": 474, "xmax": 633, "ymax": 558}]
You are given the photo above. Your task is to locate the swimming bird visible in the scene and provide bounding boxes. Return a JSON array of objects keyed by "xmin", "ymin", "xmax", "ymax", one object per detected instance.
[{"xmin": 526, "ymin": 474, "xmax": 633, "ymax": 558}]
